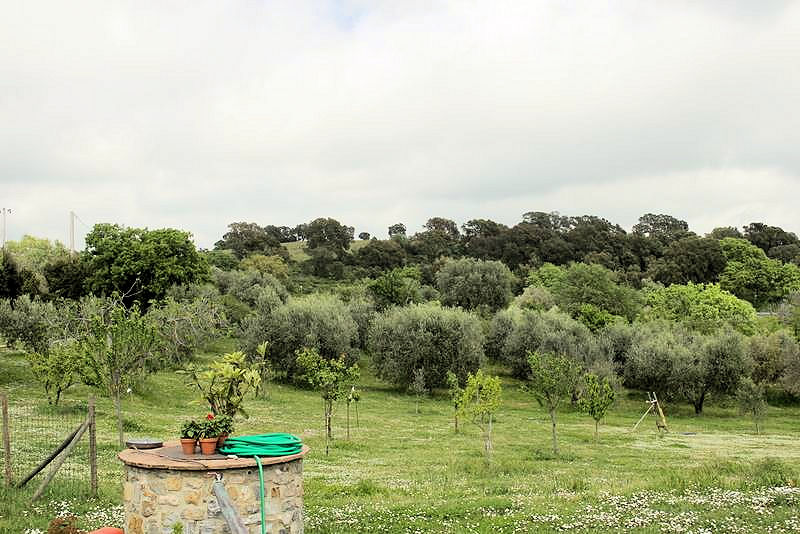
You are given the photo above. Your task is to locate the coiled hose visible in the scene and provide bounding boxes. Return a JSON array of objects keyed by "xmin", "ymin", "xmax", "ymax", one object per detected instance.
[{"xmin": 219, "ymin": 433, "xmax": 303, "ymax": 534}]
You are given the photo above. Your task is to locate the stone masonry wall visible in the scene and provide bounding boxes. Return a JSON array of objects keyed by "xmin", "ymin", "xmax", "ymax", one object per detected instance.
[{"xmin": 123, "ymin": 460, "xmax": 304, "ymax": 534}]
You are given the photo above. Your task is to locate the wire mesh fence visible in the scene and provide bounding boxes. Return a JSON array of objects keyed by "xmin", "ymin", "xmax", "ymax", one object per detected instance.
[{"xmin": 1, "ymin": 393, "xmax": 95, "ymax": 500}]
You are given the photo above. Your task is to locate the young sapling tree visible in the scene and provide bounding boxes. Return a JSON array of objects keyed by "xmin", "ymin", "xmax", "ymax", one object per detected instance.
[
  {"xmin": 81, "ymin": 300, "xmax": 158, "ymax": 448},
  {"xmin": 346, "ymin": 386, "xmax": 361, "ymax": 439},
  {"xmin": 736, "ymin": 378, "xmax": 767, "ymax": 434},
  {"xmin": 578, "ymin": 373, "xmax": 615, "ymax": 441},
  {"xmin": 446, "ymin": 371, "xmax": 464, "ymax": 433},
  {"xmin": 526, "ymin": 350, "xmax": 582, "ymax": 456},
  {"xmin": 409, "ymin": 368, "xmax": 427, "ymax": 414},
  {"xmin": 296, "ymin": 347, "xmax": 360, "ymax": 455},
  {"xmin": 457, "ymin": 370, "xmax": 502, "ymax": 461},
  {"xmin": 183, "ymin": 351, "xmax": 261, "ymax": 418}
]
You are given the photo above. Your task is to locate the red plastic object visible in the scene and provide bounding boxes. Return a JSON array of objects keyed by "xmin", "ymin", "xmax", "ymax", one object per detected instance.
[{"xmin": 88, "ymin": 529, "xmax": 123, "ymax": 534}]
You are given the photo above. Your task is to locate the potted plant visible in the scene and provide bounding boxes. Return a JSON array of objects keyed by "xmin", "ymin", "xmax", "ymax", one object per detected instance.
[
  {"xmin": 180, "ymin": 420, "xmax": 201, "ymax": 455},
  {"xmin": 216, "ymin": 414, "xmax": 234, "ymax": 448},
  {"xmin": 198, "ymin": 413, "xmax": 220, "ymax": 455}
]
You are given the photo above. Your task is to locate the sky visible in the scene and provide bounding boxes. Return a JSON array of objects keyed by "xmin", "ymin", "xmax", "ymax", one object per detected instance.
[{"xmin": 1, "ymin": 1, "xmax": 799, "ymax": 249}]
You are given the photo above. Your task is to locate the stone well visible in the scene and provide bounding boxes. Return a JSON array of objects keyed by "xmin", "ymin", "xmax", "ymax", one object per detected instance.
[{"xmin": 118, "ymin": 441, "xmax": 309, "ymax": 534}]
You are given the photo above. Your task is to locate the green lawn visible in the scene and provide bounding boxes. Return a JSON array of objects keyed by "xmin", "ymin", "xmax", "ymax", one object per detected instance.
[{"xmin": 2, "ymin": 340, "xmax": 799, "ymax": 533}]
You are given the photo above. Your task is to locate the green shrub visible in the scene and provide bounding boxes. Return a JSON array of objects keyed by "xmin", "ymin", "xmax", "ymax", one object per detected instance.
[
  {"xmin": 368, "ymin": 303, "xmax": 484, "ymax": 389},
  {"xmin": 435, "ymin": 257, "xmax": 516, "ymax": 313},
  {"xmin": 503, "ymin": 308, "xmax": 600, "ymax": 379},
  {"xmin": 246, "ymin": 294, "xmax": 357, "ymax": 378},
  {"xmin": 485, "ymin": 307, "xmax": 523, "ymax": 361}
]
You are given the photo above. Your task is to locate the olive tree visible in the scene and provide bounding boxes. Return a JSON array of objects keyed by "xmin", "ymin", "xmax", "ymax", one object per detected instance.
[
  {"xmin": 368, "ymin": 303, "xmax": 484, "ymax": 389},
  {"xmin": 736, "ymin": 378, "xmax": 767, "ymax": 434},
  {"xmin": 435, "ymin": 257, "xmax": 516, "ymax": 313}
]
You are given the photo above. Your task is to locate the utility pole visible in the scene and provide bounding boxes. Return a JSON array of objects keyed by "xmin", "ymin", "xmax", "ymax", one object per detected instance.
[
  {"xmin": 69, "ymin": 210, "xmax": 76, "ymax": 255},
  {"xmin": 1, "ymin": 208, "xmax": 9, "ymax": 251}
]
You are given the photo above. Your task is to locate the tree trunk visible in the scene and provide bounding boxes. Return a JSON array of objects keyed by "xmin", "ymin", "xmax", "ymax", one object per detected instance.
[
  {"xmin": 483, "ymin": 415, "xmax": 493, "ymax": 462},
  {"xmin": 324, "ymin": 400, "xmax": 332, "ymax": 455},
  {"xmin": 114, "ymin": 390, "xmax": 124, "ymax": 448},
  {"xmin": 693, "ymin": 392, "xmax": 705, "ymax": 415},
  {"xmin": 346, "ymin": 402, "xmax": 350, "ymax": 440},
  {"xmin": 549, "ymin": 408, "xmax": 559, "ymax": 456},
  {"xmin": 355, "ymin": 403, "xmax": 359, "ymax": 429},
  {"xmin": 594, "ymin": 419, "xmax": 599, "ymax": 443}
]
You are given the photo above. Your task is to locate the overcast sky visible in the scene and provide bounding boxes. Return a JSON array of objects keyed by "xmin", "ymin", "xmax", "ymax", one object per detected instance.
[{"xmin": 2, "ymin": 1, "xmax": 799, "ymax": 249}]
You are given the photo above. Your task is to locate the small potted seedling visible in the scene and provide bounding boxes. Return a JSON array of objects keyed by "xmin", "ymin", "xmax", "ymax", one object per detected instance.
[
  {"xmin": 198, "ymin": 413, "xmax": 220, "ymax": 455},
  {"xmin": 180, "ymin": 420, "xmax": 201, "ymax": 455},
  {"xmin": 216, "ymin": 414, "xmax": 234, "ymax": 448}
]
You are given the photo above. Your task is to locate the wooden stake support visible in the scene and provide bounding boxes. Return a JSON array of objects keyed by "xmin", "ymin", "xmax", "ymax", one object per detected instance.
[
  {"xmin": 2, "ymin": 392, "xmax": 11, "ymax": 487},
  {"xmin": 632, "ymin": 392, "xmax": 668, "ymax": 433},
  {"xmin": 31, "ymin": 418, "xmax": 89, "ymax": 502}
]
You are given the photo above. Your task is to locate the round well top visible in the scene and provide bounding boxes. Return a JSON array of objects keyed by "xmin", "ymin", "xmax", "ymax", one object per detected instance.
[{"xmin": 118, "ymin": 440, "xmax": 309, "ymax": 471}]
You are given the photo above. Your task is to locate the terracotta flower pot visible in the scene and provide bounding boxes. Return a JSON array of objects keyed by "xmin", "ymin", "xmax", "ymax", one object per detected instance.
[
  {"xmin": 217, "ymin": 434, "xmax": 229, "ymax": 448},
  {"xmin": 199, "ymin": 437, "xmax": 218, "ymax": 455},
  {"xmin": 88, "ymin": 529, "xmax": 124, "ymax": 534},
  {"xmin": 180, "ymin": 438, "xmax": 196, "ymax": 455}
]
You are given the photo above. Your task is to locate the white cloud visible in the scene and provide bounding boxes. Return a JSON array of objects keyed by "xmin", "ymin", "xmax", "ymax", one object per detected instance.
[{"xmin": 1, "ymin": 1, "xmax": 798, "ymax": 247}]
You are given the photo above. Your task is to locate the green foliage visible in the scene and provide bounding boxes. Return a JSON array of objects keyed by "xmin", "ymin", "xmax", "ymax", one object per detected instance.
[
  {"xmin": 647, "ymin": 236, "xmax": 726, "ymax": 285},
  {"xmin": 239, "ymin": 254, "xmax": 289, "ymax": 281},
  {"xmin": 296, "ymin": 346, "xmax": 359, "ymax": 453},
  {"xmin": 446, "ymin": 370, "xmax": 464, "ymax": 433},
  {"xmin": 305, "ymin": 217, "xmax": 354, "ymax": 252},
  {"xmin": 484, "ymin": 307, "xmax": 523, "ymax": 361},
  {"xmin": 0, "ymin": 251, "xmax": 24, "ymax": 299},
  {"xmin": 147, "ymin": 296, "xmax": 226, "ymax": 366},
  {"xmin": 0, "ymin": 295, "xmax": 60, "ymax": 353},
  {"xmin": 201, "ymin": 249, "xmax": 240, "ymax": 270},
  {"xmin": 457, "ymin": 369, "xmax": 502, "ymax": 459},
  {"xmin": 43, "ymin": 255, "xmax": 90, "ymax": 299},
  {"xmin": 80, "ymin": 299, "xmax": 159, "ymax": 446},
  {"xmin": 526, "ymin": 351, "xmax": 583, "ymax": 455},
  {"xmin": 642, "ymin": 282, "xmax": 757, "ymax": 335},
  {"xmin": 435, "ymin": 257, "xmax": 516, "ymax": 313},
  {"xmin": 547, "ymin": 263, "xmax": 643, "ymax": 321},
  {"xmin": 736, "ymin": 378, "xmax": 767, "ymax": 434},
  {"xmin": 26, "ymin": 339, "xmax": 85, "ymax": 405},
  {"xmin": 212, "ymin": 266, "xmax": 288, "ymax": 308},
  {"xmin": 578, "ymin": 373, "xmax": 615, "ymax": 440},
  {"xmin": 575, "ymin": 303, "xmax": 624, "ymax": 332},
  {"xmin": 719, "ymin": 238, "xmax": 800, "ymax": 307},
  {"xmin": 246, "ymin": 294, "xmax": 357, "ymax": 378},
  {"xmin": 503, "ymin": 308, "xmax": 600, "ymax": 379},
  {"xmin": 409, "ymin": 368, "xmax": 427, "ymax": 414},
  {"xmin": 367, "ymin": 266, "xmax": 423, "ymax": 310},
  {"xmin": 84, "ymin": 223, "xmax": 209, "ymax": 305},
  {"xmin": 526, "ymin": 262, "xmax": 566, "ymax": 288},
  {"xmin": 513, "ymin": 285, "xmax": 556, "ymax": 311},
  {"xmin": 214, "ymin": 221, "xmax": 287, "ymax": 259},
  {"xmin": 184, "ymin": 351, "xmax": 261, "ymax": 418},
  {"xmin": 345, "ymin": 292, "xmax": 376, "ymax": 350},
  {"xmin": 180, "ymin": 420, "xmax": 202, "ymax": 440},
  {"xmin": 748, "ymin": 331, "xmax": 799, "ymax": 385},
  {"xmin": 354, "ymin": 239, "xmax": 408, "ymax": 274},
  {"xmin": 368, "ymin": 303, "xmax": 484, "ymax": 389}
]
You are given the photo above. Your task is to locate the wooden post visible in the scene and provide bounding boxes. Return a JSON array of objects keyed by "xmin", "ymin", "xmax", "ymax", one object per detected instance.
[
  {"xmin": 31, "ymin": 418, "xmax": 89, "ymax": 502},
  {"xmin": 2, "ymin": 392, "xmax": 11, "ymax": 487},
  {"xmin": 89, "ymin": 396, "xmax": 97, "ymax": 497},
  {"xmin": 16, "ymin": 422, "xmax": 83, "ymax": 489},
  {"xmin": 212, "ymin": 480, "xmax": 248, "ymax": 534}
]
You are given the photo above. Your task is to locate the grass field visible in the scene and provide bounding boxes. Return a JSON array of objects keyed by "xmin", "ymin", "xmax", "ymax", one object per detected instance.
[{"xmin": 2, "ymin": 339, "xmax": 800, "ymax": 533}]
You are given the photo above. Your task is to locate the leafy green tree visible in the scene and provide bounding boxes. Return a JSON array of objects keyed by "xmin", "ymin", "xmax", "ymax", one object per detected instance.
[
  {"xmin": 526, "ymin": 351, "xmax": 583, "ymax": 455},
  {"xmin": 748, "ymin": 331, "xmax": 799, "ymax": 385},
  {"xmin": 27, "ymin": 339, "xmax": 85, "ymax": 405},
  {"xmin": 214, "ymin": 222, "xmax": 285, "ymax": 259},
  {"xmin": 719, "ymin": 238, "xmax": 800, "ymax": 307},
  {"xmin": 367, "ymin": 267, "xmax": 423, "ymax": 310},
  {"xmin": 578, "ymin": 373, "xmax": 615, "ymax": 441},
  {"xmin": 743, "ymin": 222, "xmax": 799, "ymax": 255},
  {"xmin": 305, "ymin": 217, "xmax": 354, "ymax": 252},
  {"xmin": 485, "ymin": 307, "xmax": 523, "ymax": 361},
  {"xmin": 707, "ymin": 226, "xmax": 743, "ymax": 240},
  {"xmin": 575, "ymin": 303, "xmax": 624, "ymax": 333},
  {"xmin": 457, "ymin": 370, "xmax": 502, "ymax": 461},
  {"xmin": 296, "ymin": 347, "xmax": 359, "ymax": 454},
  {"xmin": 548, "ymin": 263, "xmax": 642, "ymax": 321},
  {"xmin": 642, "ymin": 282, "xmax": 757, "ymax": 335},
  {"xmin": 354, "ymin": 239, "xmax": 407, "ymax": 273},
  {"xmin": 632, "ymin": 213, "xmax": 691, "ymax": 246},
  {"xmin": 461, "ymin": 219, "xmax": 513, "ymax": 261},
  {"xmin": 358, "ymin": 232, "xmax": 370, "ymax": 240},
  {"xmin": 513, "ymin": 286, "xmax": 556, "ymax": 312},
  {"xmin": 239, "ymin": 254, "xmax": 289, "ymax": 281},
  {"xmin": 80, "ymin": 300, "xmax": 159, "ymax": 447},
  {"xmin": 0, "ymin": 295, "xmax": 61, "ymax": 354},
  {"xmin": 85, "ymin": 224, "xmax": 209, "ymax": 306},
  {"xmin": 43, "ymin": 255, "xmax": 91, "ymax": 299},
  {"xmin": 648, "ymin": 236, "xmax": 726, "ymax": 285},
  {"xmin": 435, "ymin": 257, "xmax": 515, "ymax": 313},
  {"xmin": 736, "ymin": 378, "xmax": 767, "ymax": 434},
  {"xmin": 388, "ymin": 223, "xmax": 407, "ymax": 239},
  {"xmin": 201, "ymin": 249, "xmax": 240, "ymax": 270},
  {"xmin": 146, "ymin": 296, "xmax": 226, "ymax": 366},
  {"xmin": 0, "ymin": 251, "xmax": 24, "ymax": 299},
  {"xmin": 4, "ymin": 235, "xmax": 69, "ymax": 274},
  {"xmin": 368, "ymin": 303, "xmax": 484, "ymax": 389}
]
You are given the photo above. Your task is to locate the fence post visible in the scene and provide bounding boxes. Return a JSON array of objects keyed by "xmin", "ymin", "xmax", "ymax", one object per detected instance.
[
  {"xmin": 1, "ymin": 392, "xmax": 11, "ymax": 487},
  {"xmin": 89, "ymin": 396, "xmax": 97, "ymax": 497}
]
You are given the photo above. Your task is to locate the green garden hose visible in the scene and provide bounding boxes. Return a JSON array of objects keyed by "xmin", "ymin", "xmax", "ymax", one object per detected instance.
[{"xmin": 219, "ymin": 433, "xmax": 303, "ymax": 534}]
